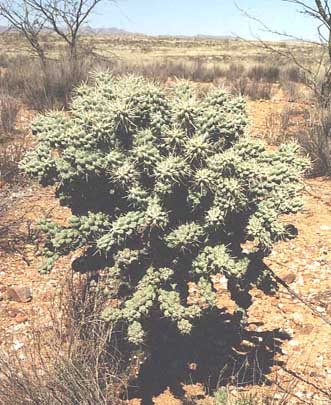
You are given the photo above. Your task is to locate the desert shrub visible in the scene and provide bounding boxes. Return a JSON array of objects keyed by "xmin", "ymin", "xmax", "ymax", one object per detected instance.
[
  {"xmin": 109, "ymin": 59, "xmax": 218, "ymax": 83},
  {"xmin": 264, "ymin": 106, "xmax": 300, "ymax": 145},
  {"xmin": 228, "ymin": 76, "xmax": 249, "ymax": 97},
  {"xmin": 139, "ymin": 60, "xmax": 188, "ymax": 81},
  {"xmin": 247, "ymin": 64, "xmax": 280, "ymax": 83},
  {"xmin": 0, "ymin": 133, "xmax": 29, "ymax": 183},
  {"xmin": 280, "ymin": 80, "xmax": 301, "ymax": 102},
  {"xmin": 21, "ymin": 75, "xmax": 308, "ymax": 350},
  {"xmin": 190, "ymin": 59, "xmax": 215, "ymax": 82},
  {"xmin": 244, "ymin": 81, "xmax": 272, "ymax": 100},
  {"xmin": 0, "ymin": 95, "xmax": 20, "ymax": 137},
  {"xmin": 226, "ymin": 77, "xmax": 272, "ymax": 100},
  {"xmin": 0, "ymin": 54, "xmax": 95, "ymax": 110},
  {"xmin": 0, "ymin": 52, "xmax": 11, "ymax": 68},
  {"xmin": 298, "ymin": 107, "xmax": 331, "ymax": 175},
  {"xmin": 225, "ymin": 63, "xmax": 246, "ymax": 81},
  {"xmin": 281, "ymin": 65, "xmax": 306, "ymax": 83}
]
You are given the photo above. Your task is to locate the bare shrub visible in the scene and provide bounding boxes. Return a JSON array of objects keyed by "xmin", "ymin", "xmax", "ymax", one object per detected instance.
[
  {"xmin": 0, "ymin": 52, "xmax": 11, "ymax": 68},
  {"xmin": 225, "ymin": 62, "xmax": 246, "ymax": 82},
  {"xmin": 108, "ymin": 58, "xmax": 218, "ymax": 83},
  {"xmin": 280, "ymin": 80, "xmax": 301, "ymax": 102},
  {"xmin": 247, "ymin": 64, "xmax": 280, "ymax": 82},
  {"xmin": 244, "ymin": 80, "xmax": 272, "ymax": 100},
  {"xmin": 0, "ymin": 95, "xmax": 20, "ymax": 136},
  {"xmin": 263, "ymin": 106, "xmax": 300, "ymax": 145},
  {"xmin": 189, "ymin": 59, "xmax": 214, "ymax": 82},
  {"xmin": 222, "ymin": 63, "xmax": 273, "ymax": 98},
  {"xmin": 126, "ymin": 59, "xmax": 223, "ymax": 85},
  {"xmin": 145, "ymin": 60, "xmax": 187, "ymax": 80},
  {"xmin": 281, "ymin": 64, "xmax": 306, "ymax": 83},
  {"xmin": 226, "ymin": 72, "xmax": 249, "ymax": 96},
  {"xmin": 263, "ymin": 103, "xmax": 331, "ymax": 175},
  {"xmin": 265, "ymin": 109, "xmax": 289, "ymax": 145},
  {"xmin": 0, "ymin": 54, "xmax": 95, "ymax": 110},
  {"xmin": 298, "ymin": 108, "xmax": 331, "ymax": 175},
  {"xmin": 0, "ymin": 133, "xmax": 29, "ymax": 183}
]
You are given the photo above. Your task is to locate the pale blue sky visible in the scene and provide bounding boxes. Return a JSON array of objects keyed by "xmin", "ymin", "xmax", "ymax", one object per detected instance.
[{"xmin": 91, "ymin": 0, "xmax": 319, "ymax": 39}]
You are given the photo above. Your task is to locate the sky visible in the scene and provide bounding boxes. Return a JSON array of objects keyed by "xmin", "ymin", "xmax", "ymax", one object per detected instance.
[{"xmin": 91, "ymin": 0, "xmax": 320, "ymax": 40}]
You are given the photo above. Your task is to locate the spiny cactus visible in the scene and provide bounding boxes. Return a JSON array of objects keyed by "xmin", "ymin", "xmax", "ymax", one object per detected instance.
[{"xmin": 21, "ymin": 74, "xmax": 309, "ymax": 345}]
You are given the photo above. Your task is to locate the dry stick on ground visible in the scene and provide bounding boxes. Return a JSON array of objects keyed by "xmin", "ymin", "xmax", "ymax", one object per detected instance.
[
  {"xmin": 302, "ymin": 183, "xmax": 331, "ymax": 207},
  {"xmin": 282, "ymin": 367, "xmax": 331, "ymax": 399},
  {"xmin": 271, "ymin": 368, "xmax": 326, "ymax": 404},
  {"xmin": 269, "ymin": 265, "xmax": 331, "ymax": 327},
  {"xmin": 266, "ymin": 323, "xmax": 331, "ymax": 403}
]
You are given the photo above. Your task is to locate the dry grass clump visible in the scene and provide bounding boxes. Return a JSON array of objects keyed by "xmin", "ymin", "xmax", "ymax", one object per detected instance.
[
  {"xmin": 280, "ymin": 80, "xmax": 302, "ymax": 102},
  {"xmin": 0, "ymin": 95, "xmax": 20, "ymax": 137},
  {"xmin": 281, "ymin": 64, "xmax": 306, "ymax": 84},
  {"xmin": 242, "ymin": 81, "xmax": 273, "ymax": 100},
  {"xmin": 0, "ymin": 276, "xmax": 130, "ymax": 405},
  {"xmin": 108, "ymin": 59, "xmax": 292, "ymax": 101},
  {"xmin": 298, "ymin": 107, "xmax": 331, "ymax": 175},
  {"xmin": 264, "ymin": 106, "xmax": 300, "ymax": 145},
  {"xmin": 0, "ymin": 54, "xmax": 97, "ymax": 111},
  {"xmin": 0, "ymin": 133, "xmax": 29, "ymax": 184},
  {"xmin": 247, "ymin": 64, "xmax": 280, "ymax": 83},
  {"xmin": 263, "ymin": 103, "xmax": 331, "ymax": 175},
  {"xmin": 0, "ymin": 50, "xmax": 309, "ymax": 108}
]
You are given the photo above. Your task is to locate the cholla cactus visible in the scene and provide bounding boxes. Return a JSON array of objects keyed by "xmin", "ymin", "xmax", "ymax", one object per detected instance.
[{"xmin": 21, "ymin": 74, "xmax": 309, "ymax": 345}]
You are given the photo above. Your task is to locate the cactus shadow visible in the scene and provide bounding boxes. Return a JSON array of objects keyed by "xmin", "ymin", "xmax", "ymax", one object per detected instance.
[{"xmin": 129, "ymin": 309, "xmax": 290, "ymax": 405}]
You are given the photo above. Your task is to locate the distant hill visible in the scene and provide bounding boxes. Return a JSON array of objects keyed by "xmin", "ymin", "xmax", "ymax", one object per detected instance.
[
  {"xmin": 155, "ymin": 34, "xmax": 237, "ymax": 40},
  {"xmin": 0, "ymin": 25, "xmax": 270, "ymax": 41},
  {"xmin": 81, "ymin": 27, "xmax": 237, "ymax": 39},
  {"xmin": 194, "ymin": 34, "xmax": 236, "ymax": 40},
  {"xmin": 0, "ymin": 25, "xmax": 135, "ymax": 36},
  {"xmin": 81, "ymin": 26, "xmax": 136, "ymax": 35}
]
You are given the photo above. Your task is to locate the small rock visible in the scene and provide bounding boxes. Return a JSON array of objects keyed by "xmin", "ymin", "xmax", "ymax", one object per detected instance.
[
  {"xmin": 320, "ymin": 225, "xmax": 331, "ymax": 231},
  {"xmin": 273, "ymin": 392, "xmax": 283, "ymax": 400},
  {"xmin": 12, "ymin": 341, "xmax": 24, "ymax": 351},
  {"xmin": 218, "ymin": 275, "xmax": 228, "ymax": 289},
  {"xmin": 8, "ymin": 309, "xmax": 20, "ymax": 318},
  {"xmin": 283, "ymin": 271, "xmax": 296, "ymax": 284},
  {"xmin": 15, "ymin": 314, "xmax": 28, "ymax": 324},
  {"xmin": 254, "ymin": 290, "xmax": 264, "ymax": 299},
  {"xmin": 300, "ymin": 324, "xmax": 314, "ymax": 335},
  {"xmin": 297, "ymin": 276, "xmax": 304, "ymax": 286},
  {"xmin": 292, "ymin": 312, "xmax": 304, "ymax": 323},
  {"xmin": 7, "ymin": 286, "xmax": 32, "ymax": 303}
]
